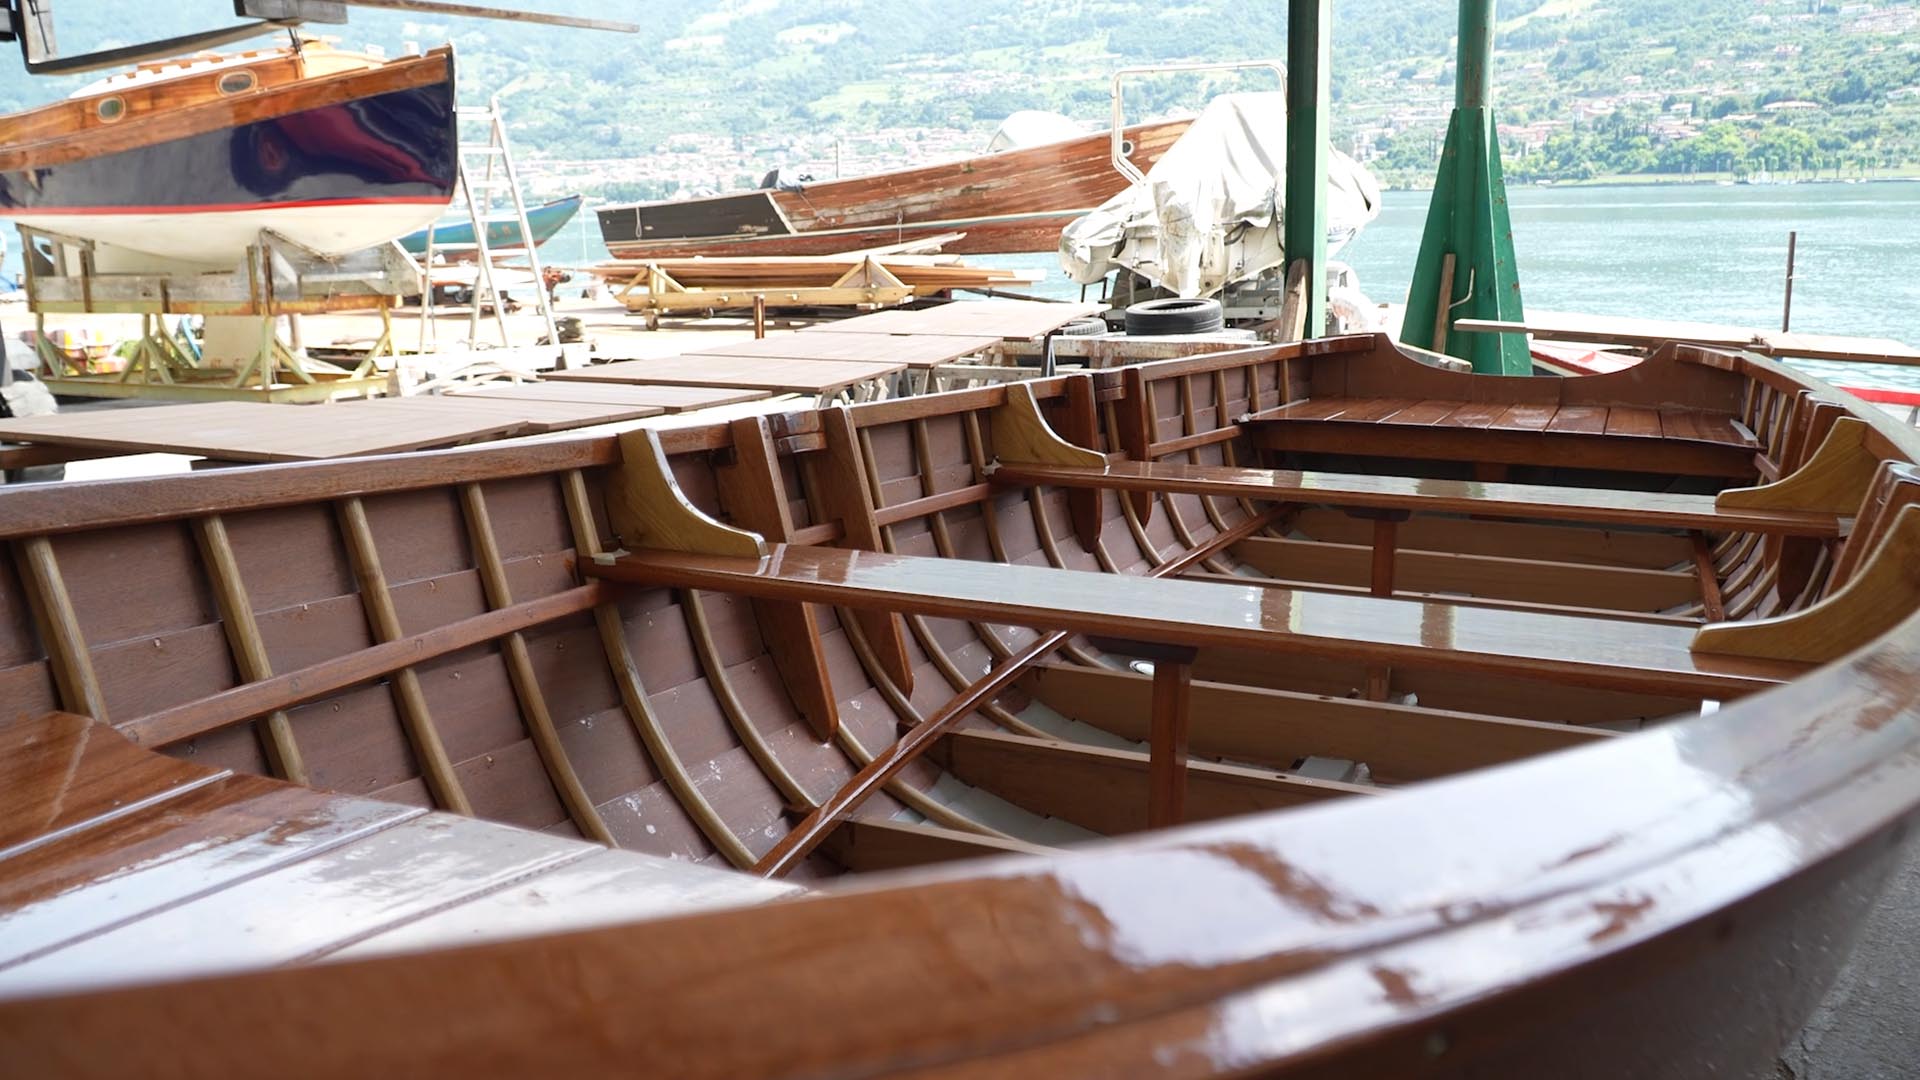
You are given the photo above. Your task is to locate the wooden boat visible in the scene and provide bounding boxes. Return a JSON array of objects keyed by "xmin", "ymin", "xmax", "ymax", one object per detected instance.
[
  {"xmin": 3, "ymin": 333, "xmax": 1918, "ymax": 1076},
  {"xmin": 0, "ymin": 41, "xmax": 457, "ymax": 269},
  {"xmin": 595, "ymin": 119, "xmax": 1190, "ymax": 259},
  {"xmin": 399, "ymin": 192, "xmax": 584, "ymax": 260}
]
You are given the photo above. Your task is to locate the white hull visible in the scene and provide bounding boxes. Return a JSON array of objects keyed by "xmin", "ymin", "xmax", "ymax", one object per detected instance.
[{"xmin": 3, "ymin": 199, "xmax": 449, "ymax": 272}]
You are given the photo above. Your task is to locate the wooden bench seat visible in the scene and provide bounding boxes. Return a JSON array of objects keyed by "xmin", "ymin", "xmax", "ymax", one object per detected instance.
[
  {"xmin": 1247, "ymin": 397, "xmax": 1760, "ymax": 477},
  {"xmin": 585, "ymin": 545, "xmax": 1806, "ymax": 700},
  {"xmin": 989, "ymin": 460, "xmax": 1844, "ymax": 538}
]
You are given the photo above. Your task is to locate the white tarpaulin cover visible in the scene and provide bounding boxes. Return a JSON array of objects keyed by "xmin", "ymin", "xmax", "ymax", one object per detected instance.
[{"xmin": 1059, "ymin": 91, "xmax": 1381, "ymax": 297}]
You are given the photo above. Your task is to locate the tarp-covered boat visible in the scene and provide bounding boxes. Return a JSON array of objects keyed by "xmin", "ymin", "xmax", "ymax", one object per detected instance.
[
  {"xmin": 0, "ymin": 41, "xmax": 457, "ymax": 270},
  {"xmin": 1061, "ymin": 91, "xmax": 1382, "ymax": 297},
  {"xmin": 1, "ymin": 334, "xmax": 1916, "ymax": 1076},
  {"xmin": 595, "ymin": 117, "xmax": 1190, "ymax": 259}
]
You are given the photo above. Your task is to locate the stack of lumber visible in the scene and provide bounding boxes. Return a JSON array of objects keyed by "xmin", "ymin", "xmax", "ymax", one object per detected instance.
[{"xmin": 589, "ymin": 254, "xmax": 1039, "ymax": 292}]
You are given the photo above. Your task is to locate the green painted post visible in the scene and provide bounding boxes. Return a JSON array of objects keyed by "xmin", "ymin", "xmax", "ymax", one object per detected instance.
[
  {"xmin": 1283, "ymin": 0, "xmax": 1331, "ymax": 338},
  {"xmin": 1401, "ymin": 0, "xmax": 1530, "ymax": 374}
]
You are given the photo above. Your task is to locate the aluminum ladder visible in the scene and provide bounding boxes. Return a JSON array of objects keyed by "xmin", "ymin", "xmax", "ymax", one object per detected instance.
[{"xmin": 421, "ymin": 97, "xmax": 560, "ymax": 355}]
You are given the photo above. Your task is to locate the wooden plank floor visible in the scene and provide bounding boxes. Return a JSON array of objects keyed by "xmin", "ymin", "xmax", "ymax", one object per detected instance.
[
  {"xmin": 365, "ymin": 395, "xmax": 663, "ymax": 434},
  {"xmin": 0, "ymin": 401, "xmax": 526, "ymax": 462},
  {"xmin": 684, "ymin": 331, "xmax": 1001, "ymax": 369},
  {"xmin": 1261, "ymin": 397, "xmax": 1756, "ymax": 448},
  {"xmin": 809, "ymin": 299, "xmax": 1103, "ymax": 340},
  {"xmin": 446, "ymin": 382, "xmax": 772, "ymax": 413},
  {"xmin": 543, "ymin": 355, "xmax": 907, "ymax": 395}
]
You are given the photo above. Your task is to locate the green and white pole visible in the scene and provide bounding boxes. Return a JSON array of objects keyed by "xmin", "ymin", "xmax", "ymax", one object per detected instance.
[{"xmin": 1400, "ymin": 0, "xmax": 1530, "ymax": 374}]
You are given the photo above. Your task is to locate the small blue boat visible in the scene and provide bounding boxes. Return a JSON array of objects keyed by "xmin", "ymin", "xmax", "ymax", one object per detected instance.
[{"xmin": 400, "ymin": 192, "xmax": 583, "ymax": 260}]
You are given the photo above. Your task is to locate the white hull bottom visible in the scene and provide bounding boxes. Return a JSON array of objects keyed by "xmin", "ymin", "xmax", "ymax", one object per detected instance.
[{"xmin": 3, "ymin": 200, "xmax": 450, "ymax": 272}]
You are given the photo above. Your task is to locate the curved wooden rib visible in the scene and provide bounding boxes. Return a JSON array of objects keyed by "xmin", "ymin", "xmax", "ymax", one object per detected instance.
[
  {"xmin": 1694, "ymin": 504, "xmax": 1920, "ymax": 663},
  {"xmin": 458, "ymin": 483, "xmax": 613, "ymax": 845},
  {"xmin": 605, "ymin": 428, "xmax": 766, "ymax": 558},
  {"xmin": 809, "ymin": 409, "xmax": 914, "ymax": 693},
  {"xmin": 12, "ymin": 537, "xmax": 109, "ymax": 722},
  {"xmin": 335, "ymin": 497, "xmax": 472, "ymax": 816},
  {"xmin": 566, "ymin": 463, "xmax": 761, "ymax": 868},
  {"xmin": 682, "ymin": 589, "xmax": 823, "ymax": 812},
  {"xmin": 1716, "ymin": 417, "xmax": 1878, "ymax": 515},
  {"xmin": 191, "ymin": 516, "xmax": 307, "ymax": 784}
]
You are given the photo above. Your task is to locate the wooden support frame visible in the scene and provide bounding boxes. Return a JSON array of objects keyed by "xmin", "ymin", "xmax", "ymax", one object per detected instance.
[
  {"xmin": 605, "ymin": 428, "xmax": 766, "ymax": 558},
  {"xmin": 458, "ymin": 483, "xmax": 614, "ymax": 845},
  {"xmin": 1694, "ymin": 503, "xmax": 1920, "ymax": 664},
  {"xmin": 713, "ymin": 417, "xmax": 839, "ymax": 741},
  {"xmin": 990, "ymin": 380, "xmax": 1106, "ymax": 549},
  {"xmin": 1087, "ymin": 637, "xmax": 1198, "ymax": 829},
  {"xmin": 12, "ymin": 537, "xmax": 110, "ymax": 721},
  {"xmin": 335, "ymin": 498, "xmax": 473, "ymax": 816},
  {"xmin": 808, "ymin": 407, "xmax": 914, "ymax": 693},
  {"xmin": 191, "ymin": 515, "xmax": 307, "ymax": 784},
  {"xmin": 1716, "ymin": 416, "xmax": 1878, "ymax": 516}
]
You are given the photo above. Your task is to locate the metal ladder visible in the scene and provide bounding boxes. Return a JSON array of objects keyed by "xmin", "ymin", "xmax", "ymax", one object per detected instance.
[{"xmin": 421, "ymin": 97, "xmax": 559, "ymax": 355}]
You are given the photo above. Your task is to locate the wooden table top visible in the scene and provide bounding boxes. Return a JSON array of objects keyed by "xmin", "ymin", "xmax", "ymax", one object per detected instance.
[
  {"xmin": 684, "ymin": 331, "xmax": 1001, "ymax": 369},
  {"xmin": 809, "ymin": 299, "xmax": 1104, "ymax": 340},
  {"xmin": 1255, "ymin": 396, "xmax": 1758, "ymax": 447},
  {"xmin": 369, "ymin": 395, "xmax": 663, "ymax": 434},
  {"xmin": 991, "ymin": 460, "xmax": 1844, "ymax": 538},
  {"xmin": 0, "ymin": 401, "xmax": 526, "ymax": 462},
  {"xmin": 446, "ymin": 381, "xmax": 772, "ymax": 413},
  {"xmin": 589, "ymin": 544, "xmax": 1806, "ymax": 700},
  {"xmin": 543, "ymin": 355, "xmax": 908, "ymax": 395}
]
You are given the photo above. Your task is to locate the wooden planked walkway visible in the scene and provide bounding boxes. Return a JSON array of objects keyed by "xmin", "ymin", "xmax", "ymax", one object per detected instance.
[
  {"xmin": 447, "ymin": 381, "xmax": 771, "ymax": 413},
  {"xmin": 0, "ymin": 401, "xmax": 528, "ymax": 462},
  {"xmin": 684, "ymin": 331, "xmax": 1001, "ymax": 369},
  {"xmin": 809, "ymin": 299, "xmax": 1103, "ymax": 340},
  {"xmin": 543, "ymin": 355, "xmax": 908, "ymax": 396}
]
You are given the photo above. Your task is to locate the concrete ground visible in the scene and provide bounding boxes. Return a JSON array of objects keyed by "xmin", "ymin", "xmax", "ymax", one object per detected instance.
[{"xmin": 1773, "ymin": 840, "xmax": 1920, "ymax": 1079}]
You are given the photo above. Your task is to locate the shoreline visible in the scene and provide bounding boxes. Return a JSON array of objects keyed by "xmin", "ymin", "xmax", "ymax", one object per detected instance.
[{"xmin": 1376, "ymin": 170, "xmax": 1920, "ymax": 194}]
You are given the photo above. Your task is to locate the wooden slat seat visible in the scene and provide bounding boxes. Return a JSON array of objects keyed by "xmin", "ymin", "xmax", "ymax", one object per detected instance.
[
  {"xmin": 1248, "ymin": 397, "xmax": 1760, "ymax": 477},
  {"xmin": 584, "ymin": 545, "xmax": 1807, "ymax": 700},
  {"xmin": 989, "ymin": 460, "xmax": 1844, "ymax": 538}
]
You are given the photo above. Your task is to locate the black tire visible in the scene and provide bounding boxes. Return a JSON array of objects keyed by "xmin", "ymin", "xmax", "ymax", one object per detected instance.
[
  {"xmin": 1056, "ymin": 317, "xmax": 1108, "ymax": 337},
  {"xmin": 1124, "ymin": 297, "xmax": 1224, "ymax": 336}
]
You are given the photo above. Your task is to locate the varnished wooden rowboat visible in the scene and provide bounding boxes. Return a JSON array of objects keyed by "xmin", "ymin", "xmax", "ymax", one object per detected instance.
[
  {"xmin": 0, "ymin": 41, "xmax": 457, "ymax": 269},
  {"xmin": 595, "ymin": 118, "xmax": 1190, "ymax": 259},
  {"xmin": 3, "ymin": 334, "xmax": 1918, "ymax": 1076}
]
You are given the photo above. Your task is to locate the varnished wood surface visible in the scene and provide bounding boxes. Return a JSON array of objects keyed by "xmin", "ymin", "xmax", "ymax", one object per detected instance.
[
  {"xmin": 0, "ymin": 329, "xmax": 1918, "ymax": 1079},
  {"xmin": 587, "ymin": 545, "xmax": 1804, "ymax": 698},
  {"xmin": 991, "ymin": 460, "xmax": 1844, "ymax": 537},
  {"xmin": 0, "ymin": 712, "xmax": 800, "ymax": 1000},
  {"xmin": 1256, "ymin": 396, "xmax": 1755, "ymax": 448},
  {"xmin": 449, "ymin": 381, "xmax": 772, "ymax": 413},
  {"xmin": 543, "ymin": 355, "xmax": 907, "ymax": 394},
  {"xmin": 810, "ymin": 299, "xmax": 1106, "ymax": 340},
  {"xmin": 0, "ymin": 400, "xmax": 528, "ymax": 462},
  {"xmin": 684, "ymin": 332, "xmax": 1002, "ymax": 369}
]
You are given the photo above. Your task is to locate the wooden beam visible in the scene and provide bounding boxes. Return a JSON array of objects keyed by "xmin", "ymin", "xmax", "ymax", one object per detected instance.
[
  {"xmin": 12, "ymin": 537, "xmax": 109, "ymax": 721},
  {"xmin": 335, "ymin": 498, "xmax": 472, "ymax": 816},
  {"xmin": 809, "ymin": 407, "xmax": 913, "ymax": 694},
  {"xmin": 1020, "ymin": 662, "xmax": 1612, "ymax": 784},
  {"xmin": 191, "ymin": 515, "xmax": 306, "ymax": 784},
  {"xmin": 930, "ymin": 729, "xmax": 1369, "ymax": 836},
  {"xmin": 714, "ymin": 416, "xmax": 839, "ymax": 741},
  {"xmin": 1690, "ymin": 531, "xmax": 1727, "ymax": 623},
  {"xmin": 991, "ymin": 381, "xmax": 1104, "ymax": 549},
  {"xmin": 818, "ymin": 818, "xmax": 1056, "ymax": 872},
  {"xmin": 1230, "ymin": 535, "xmax": 1700, "ymax": 612}
]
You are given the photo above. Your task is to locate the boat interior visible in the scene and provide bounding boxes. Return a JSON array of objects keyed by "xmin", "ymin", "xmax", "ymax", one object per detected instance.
[{"xmin": 6, "ymin": 332, "xmax": 1920, "ymax": 1075}]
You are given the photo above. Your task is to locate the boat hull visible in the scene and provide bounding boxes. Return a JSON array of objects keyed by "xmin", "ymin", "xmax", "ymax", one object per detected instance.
[
  {"xmin": 597, "ymin": 119, "xmax": 1190, "ymax": 259},
  {"xmin": 0, "ymin": 52, "xmax": 456, "ymax": 267},
  {"xmin": 399, "ymin": 193, "xmax": 584, "ymax": 259}
]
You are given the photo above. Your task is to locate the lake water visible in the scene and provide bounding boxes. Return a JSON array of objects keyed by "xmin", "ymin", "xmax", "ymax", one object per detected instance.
[{"xmin": 14, "ymin": 180, "xmax": 1916, "ymax": 388}]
